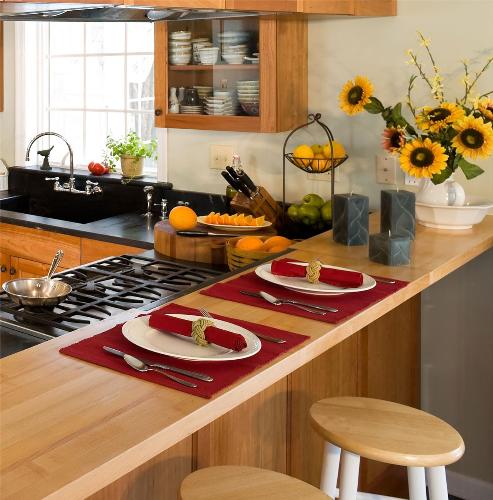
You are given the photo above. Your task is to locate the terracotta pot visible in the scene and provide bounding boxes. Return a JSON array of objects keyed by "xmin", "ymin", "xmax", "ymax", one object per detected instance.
[{"xmin": 120, "ymin": 156, "xmax": 144, "ymax": 178}]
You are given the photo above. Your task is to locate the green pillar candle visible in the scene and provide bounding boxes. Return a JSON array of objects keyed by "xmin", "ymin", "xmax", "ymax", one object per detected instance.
[
  {"xmin": 333, "ymin": 193, "xmax": 369, "ymax": 246},
  {"xmin": 381, "ymin": 189, "xmax": 416, "ymax": 240},
  {"xmin": 369, "ymin": 231, "xmax": 411, "ymax": 266}
]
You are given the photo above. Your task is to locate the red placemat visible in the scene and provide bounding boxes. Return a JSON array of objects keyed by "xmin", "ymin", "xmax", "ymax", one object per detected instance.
[
  {"xmin": 201, "ymin": 272, "xmax": 409, "ymax": 324},
  {"xmin": 60, "ymin": 303, "xmax": 309, "ymax": 399}
]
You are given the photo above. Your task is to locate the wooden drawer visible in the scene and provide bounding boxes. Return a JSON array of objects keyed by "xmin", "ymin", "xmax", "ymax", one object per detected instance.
[
  {"xmin": 80, "ymin": 238, "xmax": 144, "ymax": 264},
  {"xmin": 0, "ymin": 223, "xmax": 81, "ymax": 269}
]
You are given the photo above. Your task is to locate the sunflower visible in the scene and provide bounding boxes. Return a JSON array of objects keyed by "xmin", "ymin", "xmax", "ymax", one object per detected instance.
[
  {"xmin": 452, "ymin": 115, "xmax": 493, "ymax": 160},
  {"xmin": 478, "ymin": 98, "xmax": 493, "ymax": 122},
  {"xmin": 339, "ymin": 76, "xmax": 374, "ymax": 115},
  {"xmin": 416, "ymin": 102, "xmax": 465, "ymax": 132},
  {"xmin": 399, "ymin": 138, "xmax": 448, "ymax": 178},
  {"xmin": 382, "ymin": 127, "xmax": 406, "ymax": 153}
]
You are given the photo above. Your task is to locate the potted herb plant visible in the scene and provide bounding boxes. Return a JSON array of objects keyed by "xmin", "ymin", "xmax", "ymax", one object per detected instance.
[{"xmin": 105, "ymin": 132, "xmax": 157, "ymax": 178}]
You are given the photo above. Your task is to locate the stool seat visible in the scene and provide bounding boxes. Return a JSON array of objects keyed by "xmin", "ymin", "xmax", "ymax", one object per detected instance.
[
  {"xmin": 180, "ymin": 465, "xmax": 331, "ymax": 500},
  {"xmin": 310, "ymin": 397, "xmax": 464, "ymax": 467}
]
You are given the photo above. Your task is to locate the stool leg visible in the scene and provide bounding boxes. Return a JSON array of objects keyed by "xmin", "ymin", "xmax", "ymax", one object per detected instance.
[
  {"xmin": 320, "ymin": 442, "xmax": 341, "ymax": 498},
  {"xmin": 407, "ymin": 466, "xmax": 426, "ymax": 500},
  {"xmin": 339, "ymin": 450, "xmax": 360, "ymax": 500},
  {"xmin": 426, "ymin": 466, "xmax": 448, "ymax": 500}
]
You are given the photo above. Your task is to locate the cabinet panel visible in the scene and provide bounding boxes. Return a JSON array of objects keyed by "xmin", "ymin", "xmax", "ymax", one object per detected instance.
[
  {"xmin": 0, "ymin": 249, "xmax": 13, "ymax": 285},
  {"xmin": 225, "ymin": 0, "xmax": 300, "ymax": 11},
  {"xmin": 14, "ymin": 257, "xmax": 51, "ymax": 279},
  {"xmin": 80, "ymin": 238, "xmax": 144, "ymax": 264},
  {"xmin": 129, "ymin": 0, "xmax": 225, "ymax": 5},
  {"xmin": 197, "ymin": 378, "xmax": 288, "ymax": 472}
]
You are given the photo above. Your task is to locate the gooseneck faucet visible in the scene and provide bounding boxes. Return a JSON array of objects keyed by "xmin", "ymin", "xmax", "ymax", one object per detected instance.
[{"xmin": 25, "ymin": 131, "xmax": 102, "ymax": 196}]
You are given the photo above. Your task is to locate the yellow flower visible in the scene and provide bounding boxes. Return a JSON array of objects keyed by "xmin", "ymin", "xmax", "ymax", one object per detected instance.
[
  {"xmin": 416, "ymin": 102, "xmax": 465, "ymax": 132},
  {"xmin": 478, "ymin": 98, "xmax": 493, "ymax": 122},
  {"xmin": 452, "ymin": 115, "xmax": 493, "ymax": 160},
  {"xmin": 399, "ymin": 138, "xmax": 448, "ymax": 178},
  {"xmin": 339, "ymin": 76, "xmax": 374, "ymax": 115}
]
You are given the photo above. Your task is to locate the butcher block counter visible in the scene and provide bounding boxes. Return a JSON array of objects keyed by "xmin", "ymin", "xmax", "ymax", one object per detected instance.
[{"xmin": 1, "ymin": 214, "xmax": 493, "ymax": 500}]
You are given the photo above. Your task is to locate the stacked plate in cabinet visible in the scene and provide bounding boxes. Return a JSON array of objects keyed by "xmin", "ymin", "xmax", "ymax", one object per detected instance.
[
  {"xmin": 236, "ymin": 80, "xmax": 259, "ymax": 116},
  {"xmin": 219, "ymin": 31, "xmax": 250, "ymax": 65},
  {"xmin": 179, "ymin": 105, "xmax": 203, "ymax": 115},
  {"xmin": 193, "ymin": 86, "xmax": 213, "ymax": 102},
  {"xmin": 204, "ymin": 96, "xmax": 234, "ymax": 116},
  {"xmin": 169, "ymin": 31, "xmax": 192, "ymax": 65}
]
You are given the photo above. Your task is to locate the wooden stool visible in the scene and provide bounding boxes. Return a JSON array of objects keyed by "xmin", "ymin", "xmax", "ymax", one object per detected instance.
[
  {"xmin": 309, "ymin": 397, "xmax": 465, "ymax": 500},
  {"xmin": 180, "ymin": 465, "xmax": 332, "ymax": 500}
]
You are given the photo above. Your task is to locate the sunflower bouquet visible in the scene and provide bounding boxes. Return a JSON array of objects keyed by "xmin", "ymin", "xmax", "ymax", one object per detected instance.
[{"xmin": 339, "ymin": 33, "xmax": 493, "ymax": 184}]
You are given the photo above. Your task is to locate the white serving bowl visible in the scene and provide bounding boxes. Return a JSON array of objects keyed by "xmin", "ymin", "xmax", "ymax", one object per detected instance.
[
  {"xmin": 223, "ymin": 54, "xmax": 245, "ymax": 64},
  {"xmin": 170, "ymin": 55, "xmax": 192, "ymax": 65},
  {"xmin": 169, "ymin": 40, "xmax": 191, "ymax": 47},
  {"xmin": 416, "ymin": 198, "xmax": 493, "ymax": 230}
]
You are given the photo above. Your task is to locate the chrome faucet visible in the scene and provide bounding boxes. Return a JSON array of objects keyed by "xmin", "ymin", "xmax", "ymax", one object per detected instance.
[{"xmin": 25, "ymin": 131, "xmax": 102, "ymax": 196}]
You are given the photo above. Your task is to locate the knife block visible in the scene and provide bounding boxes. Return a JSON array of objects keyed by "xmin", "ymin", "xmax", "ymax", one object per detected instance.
[{"xmin": 230, "ymin": 186, "xmax": 282, "ymax": 226}]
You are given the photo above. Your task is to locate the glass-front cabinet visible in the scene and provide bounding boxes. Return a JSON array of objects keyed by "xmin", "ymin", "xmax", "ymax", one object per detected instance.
[{"xmin": 154, "ymin": 14, "xmax": 307, "ymax": 132}]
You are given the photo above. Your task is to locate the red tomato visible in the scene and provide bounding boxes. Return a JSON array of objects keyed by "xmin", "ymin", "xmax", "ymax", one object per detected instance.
[
  {"xmin": 87, "ymin": 161, "xmax": 95, "ymax": 172},
  {"xmin": 90, "ymin": 162, "xmax": 106, "ymax": 176}
]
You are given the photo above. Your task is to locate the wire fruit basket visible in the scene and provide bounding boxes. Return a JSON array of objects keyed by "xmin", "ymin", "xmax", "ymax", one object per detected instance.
[{"xmin": 284, "ymin": 152, "xmax": 347, "ymax": 174}]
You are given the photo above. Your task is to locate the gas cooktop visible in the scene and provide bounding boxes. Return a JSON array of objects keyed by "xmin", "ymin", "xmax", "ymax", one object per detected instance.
[{"xmin": 0, "ymin": 254, "xmax": 224, "ymax": 344}]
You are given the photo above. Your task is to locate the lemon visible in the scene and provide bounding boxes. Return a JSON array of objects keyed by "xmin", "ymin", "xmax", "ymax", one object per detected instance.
[
  {"xmin": 312, "ymin": 153, "xmax": 329, "ymax": 172},
  {"xmin": 311, "ymin": 144, "xmax": 324, "ymax": 155},
  {"xmin": 323, "ymin": 141, "xmax": 346, "ymax": 160},
  {"xmin": 293, "ymin": 144, "xmax": 314, "ymax": 168}
]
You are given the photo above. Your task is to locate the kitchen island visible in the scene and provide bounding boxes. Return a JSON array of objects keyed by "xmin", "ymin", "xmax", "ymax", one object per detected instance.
[{"xmin": 1, "ymin": 214, "xmax": 493, "ymax": 500}]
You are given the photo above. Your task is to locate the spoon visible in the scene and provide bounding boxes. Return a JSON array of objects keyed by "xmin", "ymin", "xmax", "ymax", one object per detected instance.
[{"xmin": 123, "ymin": 354, "xmax": 198, "ymax": 388}]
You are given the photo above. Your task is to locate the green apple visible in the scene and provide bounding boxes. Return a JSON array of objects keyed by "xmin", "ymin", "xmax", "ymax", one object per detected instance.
[
  {"xmin": 287, "ymin": 204, "xmax": 301, "ymax": 222},
  {"xmin": 320, "ymin": 201, "xmax": 332, "ymax": 222},
  {"xmin": 298, "ymin": 204, "xmax": 321, "ymax": 225},
  {"xmin": 302, "ymin": 193, "xmax": 324, "ymax": 208}
]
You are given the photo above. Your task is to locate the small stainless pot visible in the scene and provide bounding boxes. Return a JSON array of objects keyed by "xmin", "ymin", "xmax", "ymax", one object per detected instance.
[{"xmin": 2, "ymin": 278, "xmax": 72, "ymax": 307}]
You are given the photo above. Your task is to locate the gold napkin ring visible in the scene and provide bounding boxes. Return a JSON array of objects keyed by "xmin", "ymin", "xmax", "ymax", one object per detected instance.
[
  {"xmin": 306, "ymin": 260, "xmax": 322, "ymax": 284},
  {"xmin": 191, "ymin": 318, "xmax": 214, "ymax": 346}
]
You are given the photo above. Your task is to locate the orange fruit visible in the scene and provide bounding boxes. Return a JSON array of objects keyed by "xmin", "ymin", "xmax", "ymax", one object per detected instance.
[
  {"xmin": 268, "ymin": 245, "xmax": 288, "ymax": 253},
  {"xmin": 261, "ymin": 236, "xmax": 292, "ymax": 251},
  {"xmin": 205, "ymin": 212, "xmax": 216, "ymax": 223},
  {"xmin": 236, "ymin": 214, "xmax": 247, "ymax": 226},
  {"xmin": 235, "ymin": 236, "xmax": 264, "ymax": 252},
  {"xmin": 244, "ymin": 215, "xmax": 254, "ymax": 226},
  {"xmin": 169, "ymin": 206, "xmax": 197, "ymax": 231},
  {"xmin": 312, "ymin": 153, "xmax": 329, "ymax": 172},
  {"xmin": 254, "ymin": 215, "xmax": 266, "ymax": 226},
  {"xmin": 217, "ymin": 214, "xmax": 228, "ymax": 224}
]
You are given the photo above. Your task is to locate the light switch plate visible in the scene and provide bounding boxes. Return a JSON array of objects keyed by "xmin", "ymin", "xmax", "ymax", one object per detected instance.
[
  {"xmin": 210, "ymin": 145, "xmax": 234, "ymax": 170},
  {"xmin": 376, "ymin": 153, "xmax": 398, "ymax": 184},
  {"xmin": 404, "ymin": 172, "xmax": 420, "ymax": 186}
]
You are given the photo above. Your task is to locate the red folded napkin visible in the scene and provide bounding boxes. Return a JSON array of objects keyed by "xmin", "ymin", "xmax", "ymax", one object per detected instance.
[
  {"xmin": 148, "ymin": 311, "xmax": 247, "ymax": 352},
  {"xmin": 271, "ymin": 258, "xmax": 363, "ymax": 288}
]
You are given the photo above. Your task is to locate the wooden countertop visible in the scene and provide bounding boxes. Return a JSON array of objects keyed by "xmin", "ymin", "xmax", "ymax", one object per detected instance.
[{"xmin": 2, "ymin": 214, "xmax": 493, "ymax": 500}]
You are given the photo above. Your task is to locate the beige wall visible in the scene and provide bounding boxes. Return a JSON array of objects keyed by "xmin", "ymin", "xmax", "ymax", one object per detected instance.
[
  {"xmin": 0, "ymin": 22, "xmax": 15, "ymax": 167},
  {"xmin": 166, "ymin": 0, "xmax": 493, "ymax": 207}
]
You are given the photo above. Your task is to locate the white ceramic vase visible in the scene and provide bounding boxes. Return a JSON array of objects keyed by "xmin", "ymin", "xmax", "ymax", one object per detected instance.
[{"xmin": 416, "ymin": 175, "xmax": 465, "ymax": 206}]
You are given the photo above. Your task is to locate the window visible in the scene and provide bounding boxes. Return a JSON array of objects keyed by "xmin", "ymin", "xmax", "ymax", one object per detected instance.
[{"xmin": 16, "ymin": 22, "xmax": 157, "ymax": 174}]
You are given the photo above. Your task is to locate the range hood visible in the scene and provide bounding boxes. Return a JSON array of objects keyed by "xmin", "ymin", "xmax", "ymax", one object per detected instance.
[{"xmin": 0, "ymin": 3, "xmax": 260, "ymax": 22}]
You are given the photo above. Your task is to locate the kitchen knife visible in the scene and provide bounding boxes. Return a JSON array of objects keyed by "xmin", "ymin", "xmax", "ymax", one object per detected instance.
[
  {"xmin": 221, "ymin": 170, "xmax": 252, "ymax": 198},
  {"xmin": 177, "ymin": 230, "xmax": 240, "ymax": 237},
  {"xmin": 231, "ymin": 154, "xmax": 258, "ymax": 195},
  {"xmin": 102, "ymin": 346, "xmax": 213, "ymax": 382}
]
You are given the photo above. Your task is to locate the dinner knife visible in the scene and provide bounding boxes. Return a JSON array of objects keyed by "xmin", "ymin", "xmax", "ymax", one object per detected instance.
[
  {"xmin": 102, "ymin": 346, "xmax": 213, "ymax": 382},
  {"xmin": 240, "ymin": 290, "xmax": 339, "ymax": 313},
  {"xmin": 177, "ymin": 230, "xmax": 241, "ymax": 237}
]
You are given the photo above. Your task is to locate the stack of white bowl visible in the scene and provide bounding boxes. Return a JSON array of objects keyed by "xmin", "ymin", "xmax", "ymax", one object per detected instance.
[
  {"xmin": 236, "ymin": 80, "xmax": 259, "ymax": 116},
  {"xmin": 192, "ymin": 38, "xmax": 212, "ymax": 64},
  {"xmin": 199, "ymin": 46, "xmax": 220, "ymax": 65},
  {"xmin": 169, "ymin": 31, "xmax": 192, "ymax": 65},
  {"xmin": 214, "ymin": 89, "xmax": 240, "ymax": 114},
  {"xmin": 180, "ymin": 104, "xmax": 203, "ymax": 115},
  {"xmin": 219, "ymin": 31, "xmax": 250, "ymax": 64},
  {"xmin": 193, "ymin": 86, "xmax": 213, "ymax": 102},
  {"xmin": 204, "ymin": 96, "xmax": 234, "ymax": 116}
]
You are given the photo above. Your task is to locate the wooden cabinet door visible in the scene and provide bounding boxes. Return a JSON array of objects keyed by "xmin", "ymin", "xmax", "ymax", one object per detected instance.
[
  {"xmin": 12, "ymin": 257, "xmax": 52, "ymax": 280},
  {"xmin": 0, "ymin": 250, "xmax": 14, "ymax": 285},
  {"xmin": 128, "ymin": 0, "xmax": 225, "ymax": 6},
  {"xmin": 225, "ymin": 0, "xmax": 299, "ymax": 11}
]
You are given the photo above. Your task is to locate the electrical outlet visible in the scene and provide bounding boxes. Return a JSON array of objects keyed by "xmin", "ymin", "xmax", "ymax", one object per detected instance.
[
  {"xmin": 404, "ymin": 173, "xmax": 420, "ymax": 186},
  {"xmin": 376, "ymin": 153, "xmax": 398, "ymax": 184},
  {"xmin": 209, "ymin": 145, "xmax": 234, "ymax": 170}
]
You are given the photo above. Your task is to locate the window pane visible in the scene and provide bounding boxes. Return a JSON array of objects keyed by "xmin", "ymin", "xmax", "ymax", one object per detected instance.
[
  {"xmin": 48, "ymin": 111, "xmax": 84, "ymax": 165},
  {"xmin": 50, "ymin": 23, "xmax": 84, "ymax": 55},
  {"xmin": 86, "ymin": 56, "xmax": 125, "ymax": 109},
  {"xmin": 127, "ymin": 55, "xmax": 154, "ymax": 111},
  {"xmin": 127, "ymin": 23, "xmax": 154, "ymax": 53},
  {"xmin": 50, "ymin": 57, "xmax": 84, "ymax": 108},
  {"xmin": 86, "ymin": 24, "xmax": 125, "ymax": 54},
  {"xmin": 86, "ymin": 111, "xmax": 126, "ymax": 163},
  {"xmin": 127, "ymin": 112, "xmax": 154, "ymax": 141}
]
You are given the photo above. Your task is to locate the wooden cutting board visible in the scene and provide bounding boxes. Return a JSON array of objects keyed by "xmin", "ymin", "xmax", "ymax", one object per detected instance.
[{"xmin": 154, "ymin": 221, "xmax": 276, "ymax": 265}]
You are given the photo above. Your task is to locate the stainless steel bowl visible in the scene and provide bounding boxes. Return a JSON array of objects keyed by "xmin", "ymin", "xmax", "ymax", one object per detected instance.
[{"xmin": 2, "ymin": 278, "xmax": 72, "ymax": 307}]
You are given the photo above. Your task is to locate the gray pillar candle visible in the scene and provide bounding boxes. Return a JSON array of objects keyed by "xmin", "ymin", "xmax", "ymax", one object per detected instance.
[
  {"xmin": 333, "ymin": 193, "xmax": 369, "ymax": 246},
  {"xmin": 381, "ymin": 189, "xmax": 416, "ymax": 240},
  {"xmin": 369, "ymin": 231, "xmax": 411, "ymax": 266}
]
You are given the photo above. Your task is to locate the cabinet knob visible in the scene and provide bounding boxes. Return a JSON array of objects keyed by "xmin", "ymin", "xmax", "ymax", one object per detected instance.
[
  {"xmin": 155, "ymin": 109, "xmax": 163, "ymax": 117},
  {"xmin": 9, "ymin": 267, "xmax": 16, "ymax": 275},
  {"xmin": 1, "ymin": 265, "xmax": 6, "ymax": 273}
]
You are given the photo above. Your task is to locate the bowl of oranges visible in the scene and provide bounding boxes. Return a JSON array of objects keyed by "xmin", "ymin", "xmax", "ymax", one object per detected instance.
[
  {"xmin": 286, "ymin": 141, "xmax": 348, "ymax": 174},
  {"xmin": 226, "ymin": 235, "xmax": 292, "ymax": 271}
]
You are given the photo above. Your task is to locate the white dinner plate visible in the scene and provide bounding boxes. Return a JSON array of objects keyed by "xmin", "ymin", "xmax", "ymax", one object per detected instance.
[
  {"xmin": 255, "ymin": 262, "xmax": 376, "ymax": 295},
  {"xmin": 122, "ymin": 314, "xmax": 261, "ymax": 362},
  {"xmin": 197, "ymin": 216, "xmax": 272, "ymax": 232}
]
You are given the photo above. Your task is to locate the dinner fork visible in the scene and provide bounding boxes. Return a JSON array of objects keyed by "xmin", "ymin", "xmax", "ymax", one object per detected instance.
[{"xmin": 198, "ymin": 307, "xmax": 286, "ymax": 344}]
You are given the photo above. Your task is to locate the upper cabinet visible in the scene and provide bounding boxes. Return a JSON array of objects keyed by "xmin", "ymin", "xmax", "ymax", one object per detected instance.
[
  {"xmin": 130, "ymin": 0, "xmax": 396, "ymax": 16},
  {"xmin": 154, "ymin": 14, "xmax": 307, "ymax": 132}
]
